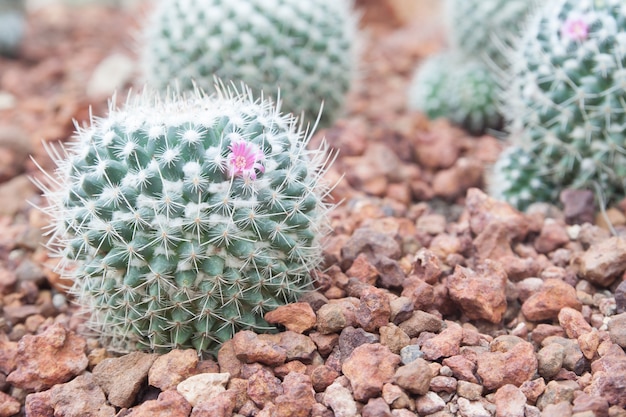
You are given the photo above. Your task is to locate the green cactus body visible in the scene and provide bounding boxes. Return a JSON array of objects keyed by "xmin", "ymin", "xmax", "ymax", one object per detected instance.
[
  {"xmin": 408, "ymin": 51, "xmax": 503, "ymax": 135},
  {"xmin": 444, "ymin": 0, "xmax": 537, "ymax": 68},
  {"xmin": 489, "ymin": 145, "xmax": 559, "ymax": 211},
  {"xmin": 38, "ymin": 85, "xmax": 333, "ymax": 354},
  {"xmin": 0, "ymin": 0, "xmax": 25, "ymax": 57},
  {"xmin": 141, "ymin": 0, "xmax": 357, "ymax": 128},
  {"xmin": 501, "ymin": 0, "xmax": 626, "ymax": 208}
]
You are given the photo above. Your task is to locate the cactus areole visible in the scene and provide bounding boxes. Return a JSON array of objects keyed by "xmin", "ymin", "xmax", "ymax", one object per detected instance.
[{"xmin": 37, "ymin": 85, "xmax": 334, "ymax": 354}]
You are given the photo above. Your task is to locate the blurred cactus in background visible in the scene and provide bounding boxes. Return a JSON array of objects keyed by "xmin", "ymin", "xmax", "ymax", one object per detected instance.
[
  {"xmin": 141, "ymin": 0, "xmax": 358, "ymax": 128},
  {"xmin": 492, "ymin": 0, "xmax": 626, "ymax": 210},
  {"xmin": 408, "ymin": 0, "xmax": 536, "ymax": 135},
  {"xmin": 36, "ymin": 84, "xmax": 335, "ymax": 354},
  {"xmin": 408, "ymin": 51, "xmax": 503, "ymax": 135}
]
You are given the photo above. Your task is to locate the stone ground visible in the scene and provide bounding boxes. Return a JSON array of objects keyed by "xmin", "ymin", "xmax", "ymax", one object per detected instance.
[{"xmin": 1, "ymin": 1, "xmax": 626, "ymax": 417}]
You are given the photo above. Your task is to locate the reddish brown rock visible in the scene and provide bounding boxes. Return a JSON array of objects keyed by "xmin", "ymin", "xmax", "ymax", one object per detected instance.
[
  {"xmin": 476, "ymin": 336, "xmax": 537, "ymax": 390},
  {"xmin": 414, "ymin": 125, "xmax": 460, "ymax": 169},
  {"xmin": 0, "ymin": 336, "xmax": 17, "ymax": 374},
  {"xmin": 519, "ymin": 378, "xmax": 546, "ymax": 405},
  {"xmin": 232, "ymin": 330, "xmax": 287, "ymax": 366},
  {"xmin": 411, "ymin": 248, "xmax": 443, "ymax": 285},
  {"xmin": 341, "ymin": 227, "xmax": 402, "ymax": 267},
  {"xmin": 146, "ymin": 349, "xmax": 198, "ymax": 392},
  {"xmin": 421, "ymin": 322, "xmax": 463, "ymax": 360},
  {"xmin": 442, "ymin": 355, "xmax": 479, "ymax": 384},
  {"xmin": 308, "ymin": 332, "xmax": 339, "ymax": 357},
  {"xmin": 473, "ymin": 222, "xmax": 516, "ymax": 260},
  {"xmin": 345, "ymin": 253, "xmax": 379, "ymax": 285},
  {"xmin": 217, "ymin": 340, "xmax": 243, "ymax": 379},
  {"xmin": 49, "ymin": 373, "xmax": 116, "ymax": 417},
  {"xmin": 357, "ymin": 290, "xmax": 391, "ymax": 332},
  {"xmin": 494, "ymin": 384, "xmax": 526, "ymax": 417},
  {"xmin": 274, "ymin": 331, "xmax": 317, "ymax": 362},
  {"xmin": 24, "ymin": 391, "xmax": 54, "ymax": 417},
  {"xmin": 572, "ymin": 392, "xmax": 609, "ymax": 417},
  {"xmin": 316, "ymin": 299, "xmax": 359, "ymax": 335},
  {"xmin": 274, "ymin": 372, "xmax": 316, "ymax": 417},
  {"xmin": 379, "ymin": 323, "xmax": 410, "ymax": 355},
  {"xmin": 560, "ymin": 189, "xmax": 595, "ymax": 224},
  {"xmin": 534, "ymin": 220, "xmax": 570, "ymax": 254},
  {"xmin": 342, "ymin": 343, "xmax": 401, "ymax": 402},
  {"xmin": 393, "ymin": 358, "xmax": 432, "ymax": 395},
  {"xmin": 465, "ymin": 188, "xmax": 529, "ymax": 240},
  {"xmin": 432, "ymin": 158, "xmax": 483, "ymax": 199},
  {"xmin": 310, "ymin": 365, "xmax": 340, "ymax": 392},
  {"xmin": 0, "ymin": 391, "xmax": 20, "ymax": 417},
  {"xmin": 7, "ymin": 323, "xmax": 88, "ymax": 391},
  {"xmin": 92, "ymin": 352, "xmax": 157, "ymax": 408},
  {"xmin": 587, "ymin": 346, "xmax": 626, "ymax": 408},
  {"xmin": 401, "ymin": 277, "xmax": 434, "ymax": 311},
  {"xmin": 574, "ymin": 237, "xmax": 626, "ymax": 287},
  {"xmin": 398, "ymin": 310, "xmax": 443, "ymax": 338},
  {"xmin": 521, "ymin": 279, "xmax": 582, "ymax": 322},
  {"xmin": 558, "ymin": 307, "xmax": 593, "ymax": 339},
  {"xmin": 189, "ymin": 390, "xmax": 237, "ymax": 417},
  {"xmin": 125, "ymin": 390, "xmax": 191, "ymax": 417},
  {"xmin": 246, "ymin": 367, "xmax": 283, "ymax": 408},
  {"xmin": 447, "ymin": 261, "xmax": 508, "ymax": 323},
  {"xmin": 264, "ymin": 302, "xmax": 317, "ymax": 334},
  {"xmin": 362, "ymin": 397, "xmax": 392, "ymax": 417}
]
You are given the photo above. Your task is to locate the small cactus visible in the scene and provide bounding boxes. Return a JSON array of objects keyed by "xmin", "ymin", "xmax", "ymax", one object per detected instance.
[
  {"xmin": 0, "ymin": 0, "xmax": 25, "ymax": 57},
  {"xmin": 140, "ymin": 0, "xmax": 357, "ymax": 128},
  {"xmin": 497, "ymin": 0, "xmax": 626, "ymax": 209},
  {"xmin": 408, "ymin": 51, "xmax": 503, "ymax": 135},
  {"xmin": 36, "ymin": 84, "xmax": 334, "ymax": 354}
]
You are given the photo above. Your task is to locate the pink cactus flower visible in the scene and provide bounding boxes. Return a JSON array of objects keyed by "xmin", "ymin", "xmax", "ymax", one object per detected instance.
[
  {"xmin": 561, "ymin": 15, "xmax": 589, "ymax": 41},
  {"xmin": 227, "ymin": 139, "xmax": 265, "ymax": 180}
]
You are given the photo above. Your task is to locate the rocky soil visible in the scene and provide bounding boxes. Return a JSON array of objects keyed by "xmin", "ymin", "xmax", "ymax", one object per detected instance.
[{"xmin": 1, "ymin": 1, "xmax": 626, "ymax": 417}]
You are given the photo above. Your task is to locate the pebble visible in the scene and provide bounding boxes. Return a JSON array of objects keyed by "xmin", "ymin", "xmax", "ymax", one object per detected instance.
[
  {"xmin": 493, "ymin": 384, "xmax": 526, "ymax": 417},
  {"xmin": 393, "ymin": 358, "xmax": 432, "ymax": 395},
  {"xmin": 176, "ymin": 372, "xmax": 230, "ymax": 407},
  {"xmin": 475, "ymin": 336, "xmax": 537, "ymax": 391},
  {"xmin": 232, "ymin": 330, "xmax": 287, "ymax": 366},
  {"xmin": 7, "ymin": 323, "xmax": 88, "ymax": 391},
  {"xmin": 560, "ymin": 189, "xmax": 595, "ymax": 225},
  {"xmin": 264, "ymin": 302, "xmax": 317, "ymax": 333},
  {"xmin": 559, "ymin": 307, "xmax": 593, "ymax": 339},
  {"xmin": 421, "ymin": 322, "xmax": 463, "ymax": 360},
  {"xmin": 415, "ymin": 391, "xmax": 445, "ymax": 415},
  {"xmin": 342, "ymin": 343, "xmax": 401, "ymax": 402},
  {"xmin": 246, "ymin": 367, "xmax": 283, "ymax": 408},
  {"xmin": 456, "ymin": 381, "xmax": 483, "ymax": 401},
  {"xmin": 574, "ymin": 237, "xmax": 626, "ymax": 287},
  {"xmin": 397, "ymin": 310, "xmax": 443, "ymax": 338},
  {"xmin": 148, "ymin": 349, "xmax": 198, "ymax": 391},
  {"xmin": 0, "ymin": 391, "xmax": 20, "ymax": 417},
  {"xmin": 189, "ymin": 390, "xmax": 237, "ymax": 417},
  {"xmin": 446, "ymin": 261, "xmax": 508, "ymax": 323},
  {"xmin": 607, "ymin": 312, "xmax": 626, "ymax": 348},
  {"xmin": 274, "ymin": 372, "xmax": 316, "ymax": 417},
  {"xmin": 522, "ymin": 278, "xmax": 582, "ymax": 321},
  {"xmin": 615, "ymin": 280, "xmax": 626, "ymax": 313},
  {"xmin": 534, "ymin": 219, "xmax": 570, "ymax": 254},
  {"xmin": 536, "ymin": 380, "xmax": 579, "ymax": 410},
  {"xmin": 457, "ymin": 397, "xmax": 491, "ymax": 417},
  {"xmin": 93, "ymin": 351, "xmax": 158, "ymax": 408},
  {"xmin": 125, "ymin": 390, "xmax": 191, "ymax": 417},
  {"xmin": 362, "ymin": 396, "xmax": 392, "ymax": 417},
  {"xmin": 536, "ymin": 343, "xmax": 565, "ymax": 379},
  {"xmin": 316, "ymin": 299, "xmax": 358, "ymax": 335},
  {"xmin": 399, "ymin": 344, "xmax": 424, "ymax": 365},
  {"xmin": 48, "ymin": 372, "xmax": 116, "ymax": 417},
  {"xmin": 322, "ymin": 379, "xmax": 358, "ymax": 417}
]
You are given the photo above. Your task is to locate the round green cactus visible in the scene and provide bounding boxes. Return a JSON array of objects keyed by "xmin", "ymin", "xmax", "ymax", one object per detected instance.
[
  {"xmin": 444, "ymin": 0, "xmax": 537, "ymax": 67},
  {"xmin": 140, "ymin": 0, "xmax": 357, "ymax": 128},
  {"xmin": 502, "ymin": 0, "xmax": 626, "ymax": 208},
  {"xmin": 37, "ymin": 84, "xmax": 334, "ymax": 354},
  {"xmin": 408, "ymin": 51, "xmax": 503, "ymax": 135},
  {"xmin": 489, "ymin": 145, "xmax": 559, "ymax": 211},
  {"xmin": 0, "ymin": 0, "xmax": 25, "ymax": 57}
]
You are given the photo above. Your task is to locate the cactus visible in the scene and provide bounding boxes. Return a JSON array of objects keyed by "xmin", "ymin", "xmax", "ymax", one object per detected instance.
[
  {"xmin": 35, "ymin": 84, "xmax": 334, "ymax": 354},
  {"xmin": 408, "ymin": 51, "xmax": 503, "ymax": 135},
  {"xmin": 140, "ymin": 0, "xmax": 357, "ymax": 128},
  {"xmin": 0, "ymin": 0, "xmax": 25, "ymax": 57},
  {"xmin": 499, "ymin": 0, "xmax": 626, "ymax": 209},
  {"xmin": 444, "ymin": 0, "xmax": 537, "ymax": 68},
  {"xmin": 488, "ymin": 145, "xmax": 559, "ymax": 211}
]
